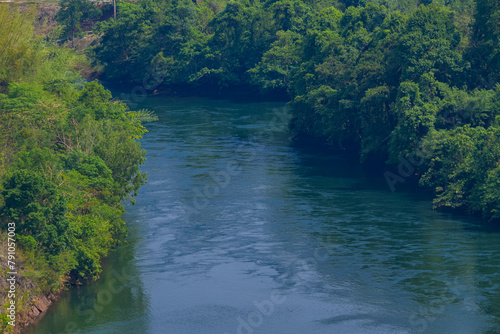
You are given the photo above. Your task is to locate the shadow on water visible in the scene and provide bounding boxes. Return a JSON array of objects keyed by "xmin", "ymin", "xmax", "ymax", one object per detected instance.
[{"xmin": 25, "ymin": 222, "xmax": 150, "ymax": 334}]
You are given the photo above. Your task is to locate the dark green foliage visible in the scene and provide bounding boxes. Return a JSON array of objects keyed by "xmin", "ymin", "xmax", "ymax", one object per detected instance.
[
  {"xmin": 1, "ymin": 170, "xmax": 73, "ymax": 255},
  {"xmin": 269, "ymin": 0, "xmax": 311, "ymax": 32},
  {"xmin": 77, "ymin": 80, "xmax": 125, "ymax": 120},
  {"xmin": 56, "ymin": 0, "xmax": 102, "ymax": 45},
  {"xmin": 394, "ymin": 5, "xmax": 465, "ymax": 84},
  {"xmin": 419, "ymin": 126, "xmax": 500, "ymax": 219},
  {"xmin": 248, "ymin": 30, "xmax": 303, "ymax": 93},
  {"xmin": 65, "ymin": 151, "xmax": 115, "ymax": 191},
  {"xmin": 91, "ymin": 0, "xmax": 498, "ymax": 221},
  {"xmin": 467, "ymin": 0, "xmax": 500, "ymax": 88},
  {"xmin": 201, "ymin": 0, "xmax": 273, "ymax": 87},
  {"xmin": 0, "ymin": 6, "xmax": 153, "ymax": 290},
  {"xmin": 92, "ymin": 0, "xmax": 203, "ymax": 84},
  {"xmin": 388, "ymin": 81, "xmax": 436, "ymax": 163}
]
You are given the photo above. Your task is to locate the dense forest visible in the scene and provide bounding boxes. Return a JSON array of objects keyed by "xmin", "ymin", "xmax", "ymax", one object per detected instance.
[
  {"xmin": 0, "ymin": 3, "xmax": 153, "ymax": 316},
  {"xmin": 0, "ymin": 0, "xmax": 499, "ymax": 329},
  {"xmin": 81, "ymin": 0, "xmax": 499, "ymax": 221}
]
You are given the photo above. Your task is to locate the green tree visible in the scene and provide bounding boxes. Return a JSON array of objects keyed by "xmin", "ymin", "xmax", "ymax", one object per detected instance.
[
  {"xmin": 419, "ymin": 125, "xmax": 500, "ymax": 221},
  {"xmin": 393, "ymin": 5, "xmax": 465, "ymax": 85},
  {"xmin": 468, "ymin": 0, "xmax": 500, "ymax": 88},
  {"xmin": 249, "ymin": 30, "xmax": 302, "ymax": 93},
  {"xmin": 56, "ymin": 0, "xmax": 102, "ymax": 47},
  {"xmin": 1, "ymin": 169, "xmax": 76, "ymax": 257}
]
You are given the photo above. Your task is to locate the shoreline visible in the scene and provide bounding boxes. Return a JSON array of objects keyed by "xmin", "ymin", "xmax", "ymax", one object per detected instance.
[{"xmin": 0, "ymin": 232, "xmax": 63, "ymax": 334}]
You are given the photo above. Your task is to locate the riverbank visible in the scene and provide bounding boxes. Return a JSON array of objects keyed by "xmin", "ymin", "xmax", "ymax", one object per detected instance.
[
  {"xmin": 91, "ymin": 0, "xmax": 500, "ymax": 223},
  {"xmin": 0, "ymin": 4, "xmax": 152, "ymax": 333},
  {"xmin": 0, "ymin": 4, "xmax": 59, "ymax": 333},
  {"xmin": 27, "ymin": 95, "xmax": 500, "ymax": 334},
  {"xmin": 0, "ymin": 231, "xmax": 61, "ymax": 333}
]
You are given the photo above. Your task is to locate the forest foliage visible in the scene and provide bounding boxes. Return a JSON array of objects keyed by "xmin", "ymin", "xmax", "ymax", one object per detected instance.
[
  {"xmin": 1, "ymin": 0, "xmax": 498, "ymax": 296},
  {"xmin": 87, "ymin": 0, "xmax": 500, "ymax": 221},
  {"xmin": 0, "ymin": 4, "xmax": 153, "ymax": 291}
]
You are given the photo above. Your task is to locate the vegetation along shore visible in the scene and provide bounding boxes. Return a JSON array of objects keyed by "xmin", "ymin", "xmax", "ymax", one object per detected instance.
[{"xmin": 0, "ymin": 0, "xmax": 499, "ymax": 331}]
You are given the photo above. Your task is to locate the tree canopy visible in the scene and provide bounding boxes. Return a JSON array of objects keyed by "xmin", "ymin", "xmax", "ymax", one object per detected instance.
[
  {"xmin": 86, "ymin": 0, "xmax": 500, "ymax": 221},
  {"xmin": 0, "ymin": 5, "xmax": 155, "ymax": 291}
]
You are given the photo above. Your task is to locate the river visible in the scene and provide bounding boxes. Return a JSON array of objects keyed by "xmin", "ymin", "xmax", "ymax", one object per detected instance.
[{"xmin": 27, "ymin": 96, "xmax": 500, "ymax": 334}]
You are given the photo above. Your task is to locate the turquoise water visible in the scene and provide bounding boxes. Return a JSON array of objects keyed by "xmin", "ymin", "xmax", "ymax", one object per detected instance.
[{"xmin": 27, "ymin": 96, "xmax": 500, "ymax": 334}]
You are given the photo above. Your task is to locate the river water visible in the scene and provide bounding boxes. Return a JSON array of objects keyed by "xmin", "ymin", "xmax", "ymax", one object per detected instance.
[{"xmin": 27, "ymin": 96, "xmax": 500, "ymax": 334}]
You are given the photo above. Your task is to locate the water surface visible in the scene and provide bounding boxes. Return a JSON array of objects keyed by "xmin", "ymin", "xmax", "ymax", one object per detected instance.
[{"xmin": 28, "ymin": 96, "xmax": 500, "ymax": 334}]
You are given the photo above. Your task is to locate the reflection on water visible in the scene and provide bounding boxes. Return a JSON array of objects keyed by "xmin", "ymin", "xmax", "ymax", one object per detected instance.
[
  {"xmin": 26, "ymin": 229, "xmax": 150, "ymax": 333},
  {"xmin": 28, "ymin": 96, "xmax": 500, "ymax": 334}
]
